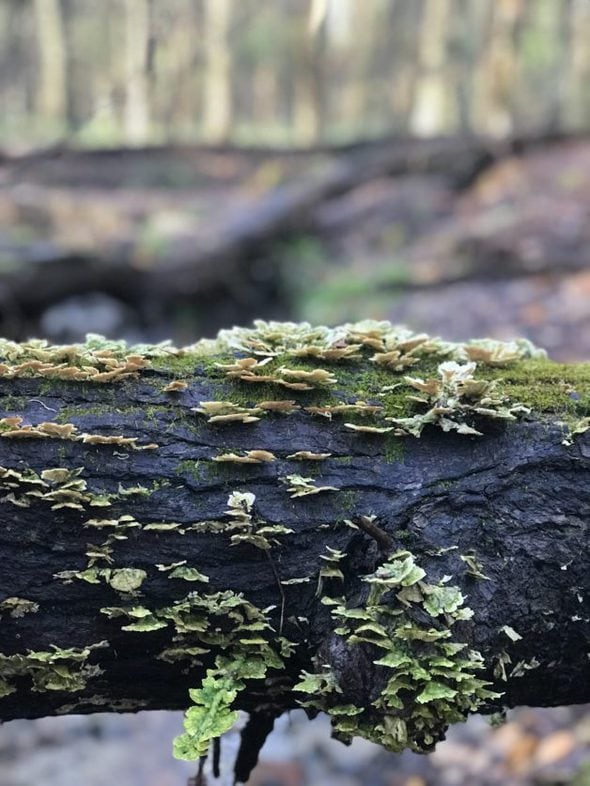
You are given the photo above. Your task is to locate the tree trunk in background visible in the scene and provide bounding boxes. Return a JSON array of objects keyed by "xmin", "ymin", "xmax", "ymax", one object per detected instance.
[
  {"xmin": 545, "ymin": 0, "xmax": 572, "ymax": 130},
  {"xmin": 322, "ymin": 0, "xmax": 365, "ymax": 135},
  {"xmin": 447, "ymin": 0, "xmax": 479, "ymax": 132},
  {"xmin": 5, "ymin": 0, "xmax": 590, "ymax": 146},
  {"xmin": 253, "ymin": 64, "xmax": 278, "ymax": 132},
  {"xmin": 410, "ymin": 0, "xmax": 453, "ymax": 136},
  {"xmin": 570, "ymin": 0, "xmax": 590, "ymax": 129},
  {"xmin": 1, "ymin": 3, "xmax": 29, "ymax": 128},
  {"xmin": 293, "ymin": 0, "xmax": 326, "ymax": 145},
  {"xmin": 158, "ymin": 1, "xmax": 199, "ymax": 138},
  {"xmin": 513, "ymin": 0, "xmax": 560, "ymax": 132},
  {"xmin": 202, "ymin": 0, "xmax": 232, "ymax": 143},
  {"xmin": 124, "ymin": 0, "xmax": 151, "ymax": 145},
  {"xmin": 472, "ymin": 0, "xmax": 524, "ymax": 135},
  {"xmin": 387, "ymin": 1, "xmax": 422, "ymax": 133},
  {"xmin": 33, "ymin": 0, "xmax": 67, "ymax": 125}
]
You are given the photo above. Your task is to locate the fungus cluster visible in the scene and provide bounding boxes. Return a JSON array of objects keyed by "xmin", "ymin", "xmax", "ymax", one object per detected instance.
[
  {"xmin": 0, "ymin": 416, "xmax": 158, "ymax": 449},
  {"xmin": 296, "ymin": 550, "xmax": 498, "ymax": 753},
  {"xmin": 0, "ymin": 335, "xmax": 152, "ymax": 382}
]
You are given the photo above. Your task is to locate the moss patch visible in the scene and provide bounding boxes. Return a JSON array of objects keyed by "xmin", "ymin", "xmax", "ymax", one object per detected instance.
[{"xmin": 479, "ymin": 359, "xmax": 590, "ymax": 423}]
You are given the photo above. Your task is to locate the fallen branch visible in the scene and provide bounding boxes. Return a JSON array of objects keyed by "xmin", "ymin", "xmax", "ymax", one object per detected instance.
[{"xmin": 0, "ymin": 321, "xmax": 588, "ymax": 780}]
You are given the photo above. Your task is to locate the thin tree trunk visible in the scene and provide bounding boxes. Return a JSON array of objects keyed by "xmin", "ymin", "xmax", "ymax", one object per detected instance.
[
  {"xmin": 124, "ymin": 0, "xmax": 151, "ymax": 145},
  {"xmin": 471, "ymin": 0, "xmax": 523, "ymax": 135},
  {"xmin": 569, "ymin": 0, "xmax": 590, "ymax": 129},
  {"xmin": 202, "ymin": 0, "xmax": 232, "ymax": 143},
  {"xmin": 410, "ymin": 0, "xmax": 452, "ymax": 135},
  {"xmin": 33, "ymin": 0, "xmax": 67, "ymax": 124},
  {"xmin": 253, "ymin": 64, "xmax": 278, "ymax": 131},
  {"xmin": 293, "ymin": 0, "xmax": 326, "ymax": 145}
]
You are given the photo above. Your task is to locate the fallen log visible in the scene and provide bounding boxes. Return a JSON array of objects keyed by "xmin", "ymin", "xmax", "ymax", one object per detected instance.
[
  {"xmin": 0, "ymin": 133, "xmax": 581, "ymax": 318},
  {"xmin": 1, "ymin": 137, "xmax": 482, "ymax": 312},
  {"xmin": 1, "ymin": 130, "xmax": 580, "ymax": 186},
  {"xmin": 0, "ymin": 321, "xmax": 588, "ymax": 780}
]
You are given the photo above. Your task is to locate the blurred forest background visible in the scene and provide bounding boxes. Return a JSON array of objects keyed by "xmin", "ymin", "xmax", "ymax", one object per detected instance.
[
  {"xmin": 3, "ymin": 0, "xmax": 590, "ymax": 146},
  {"xmin": 0, "ymin": 1, "xmax": 589, "ymax": 785}
]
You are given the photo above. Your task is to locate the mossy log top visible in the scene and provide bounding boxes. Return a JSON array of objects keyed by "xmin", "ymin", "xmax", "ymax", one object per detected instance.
[{"xmin": 0, "ymin": 321, "xmax": 588, "ymax": 776}]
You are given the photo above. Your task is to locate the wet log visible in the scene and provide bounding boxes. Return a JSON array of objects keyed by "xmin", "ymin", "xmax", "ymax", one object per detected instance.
[{"xmin": 0, "ymin": 323, "xmax": 588, "ymax": 775}]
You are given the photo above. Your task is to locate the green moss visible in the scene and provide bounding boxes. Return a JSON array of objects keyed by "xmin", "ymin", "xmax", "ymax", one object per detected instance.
[
  {"xmin": 202, "ymin": 459, "xmax": 238, "ymax": 482},
  {"xmin": 0, "ymin": 395, "xmax": 27, "ymax": 412},
  {"xmin": 26, "ymin": 325, "xmax": 585, "ymax": 442},
  {"xmin": 479, "ymin": 359, "xmax": 590, "ymax": 423},
  {"xmin": 351, "ymin": 366, "xmax": 419, "ymax": 415},
  {"xmin": 151, "ymin": 352, "xmax": 231, "ymax": 379},
  {"xmin": 55, "ymin": 403, "xmax": 170, "ymax": 429},
  {"xmin": 384, "ymin": 437, "xmax": 405, "ymax": 463},
  {"xmin": 194, "ymin": 353, "xmax": 447, "ymax": 426},
  {"xmin": 38, "ymin": 380, "xmax": 55, "ymax": 396},
  {"xmin": 55, "ymin": 403, "xmax": 113, "ymax": 423},
  {"xmin": 338, "ymin": 489, "xmax": 357, "ymax": 515},
  {"xmin": 142, "ymin": 404, "xmax": 169, "ymax": 427},
  {"xmin": 56, "ymin": 444, "xmax": 68, "ymax": 460},
  {"xmin": 150, "ymin": 353, "xmax": 199, "ymax": 378},
  {"xmin": 393, "ymin": 529, "xmax": 411, "ymax": 543},
  {"xmin": 176, "ymin": 459, "xmax": 204, "ymax": 482},
  {"xmin": 148, "ymin": 478, "xmax": 171, "ymax": 494},
  {"xmin": 180, "ymin": 351, "xmax": 406, "ymax": 410}
]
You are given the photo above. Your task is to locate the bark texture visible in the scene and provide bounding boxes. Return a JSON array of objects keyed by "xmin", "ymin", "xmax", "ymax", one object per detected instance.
[{"xmin": 0, "ymin": 325, "xmax": 588, "ymax": 759}]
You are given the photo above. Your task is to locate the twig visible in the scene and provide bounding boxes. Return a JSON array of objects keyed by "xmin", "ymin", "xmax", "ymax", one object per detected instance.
[{"xmin": 354, "ymin": 515, "xmax": 393, "ymax": 551}]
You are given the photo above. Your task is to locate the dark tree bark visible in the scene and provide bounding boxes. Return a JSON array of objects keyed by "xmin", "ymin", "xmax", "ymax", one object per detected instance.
[{"xmin": 0, "ymin": 328, "xmax": 588, "ymax": 762}]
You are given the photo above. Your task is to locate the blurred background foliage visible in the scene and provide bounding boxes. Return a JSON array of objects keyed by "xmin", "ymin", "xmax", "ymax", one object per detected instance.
[{"xmin": 0, "ymin": 1, "xmax": 589, "ymax": 785}]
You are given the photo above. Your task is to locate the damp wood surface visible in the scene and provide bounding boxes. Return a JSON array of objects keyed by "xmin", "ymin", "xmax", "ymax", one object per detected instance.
[{"xmin": 0, "ymin": 322, "xmax": 588, "ymax": 768}]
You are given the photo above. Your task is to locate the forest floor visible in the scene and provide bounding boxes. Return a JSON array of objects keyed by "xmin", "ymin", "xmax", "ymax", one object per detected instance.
[
  {"xmin": 1, "ymin": 705, "xmax": 589, "ymax": 786},
  {"xmin": 1, "ymin": 136, "xmax": 589, "ymax": 359}
]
